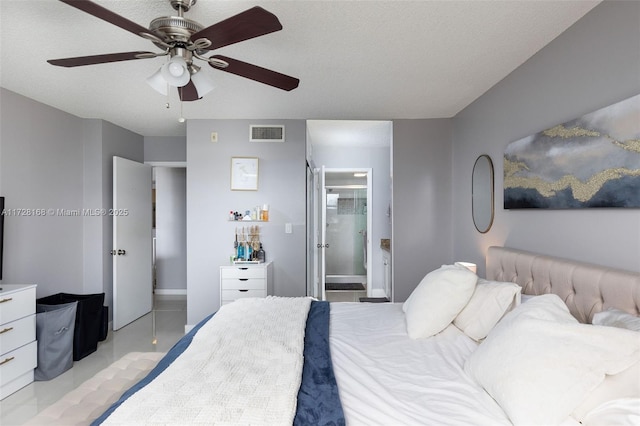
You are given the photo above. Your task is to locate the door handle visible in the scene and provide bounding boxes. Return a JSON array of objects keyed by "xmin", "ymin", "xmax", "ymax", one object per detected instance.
[
  {"xmin": 117, "ymin": 249, "xmax": 126, "ymax": 255},
  {"xmin": 317, "ymin": 244, "xmax": 330, "ymax": 249}
]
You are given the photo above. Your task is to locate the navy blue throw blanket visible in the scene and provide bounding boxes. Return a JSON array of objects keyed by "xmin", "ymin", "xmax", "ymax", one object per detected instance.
[
  {"xmin": 93, "ymin": 300, "xmax": 344, "ymax": 425},
  {"xmin": 294, "ymin": 301, "xmax": 345, "ymax": 426}
]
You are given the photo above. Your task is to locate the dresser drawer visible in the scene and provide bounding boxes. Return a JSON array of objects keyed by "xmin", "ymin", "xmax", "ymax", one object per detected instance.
[
  {"xmin": 0, "ymin": 286, "xmax": 36, "ymax": 324},
  {"xmin": 0, "ymin": 340, "xmax": 37, "ymax": 388},
  {"xmin": 0, "ymin": 315, "xmax": 35, "ymax": 355},
  {"xmin": 220, "ymin": 267, "xmax": 266, "ymax": 280},
  {"xmin": 221, "ymin": 278, "xmax": 266, "ymax": 291},
  {"xmin": 221, "ymin": 289, "xmax": 267, "ymax": 302}
]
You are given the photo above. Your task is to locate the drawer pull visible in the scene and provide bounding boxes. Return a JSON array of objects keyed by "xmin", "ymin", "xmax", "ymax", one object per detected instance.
[
  {"xmin": 239, "ymin": 278, "xmax": 249, "ymax": 281},
  {"xmin": 238, "ymin": 289, "xmax": 249, "ymax": 292},
  {"xmin": 239, "ymin": 267, "xmax": 249, "ymax": 270},
  {"xmin": 0, "ymin": 356, "xmax": 15, "ymax": 366},
  {"xmin": 0, "ymin": 297, "xmax": 13, "ymax": 304},
  {"xmin": 0, "ymin": 327, "xmax": 14, "ymax": 334}
]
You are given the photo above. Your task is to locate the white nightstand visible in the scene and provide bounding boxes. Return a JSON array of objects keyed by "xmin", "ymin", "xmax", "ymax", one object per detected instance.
[
  {"xmin": 0, "ymin": 284, "xmax": 37, "ymax": 399},
  {"xmin": 220, "ymin": 262, "xmax": 273, "ymax": 306}
]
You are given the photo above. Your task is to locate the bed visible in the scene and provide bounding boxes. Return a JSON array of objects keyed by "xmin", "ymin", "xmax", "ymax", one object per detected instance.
[{"xmin": 28, "ymin": 246, "xmax": 640, "ymax": 425}]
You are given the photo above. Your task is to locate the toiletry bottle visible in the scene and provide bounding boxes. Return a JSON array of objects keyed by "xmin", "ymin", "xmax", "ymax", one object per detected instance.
[
  {"xmin": 237, "ymin": 240, "xmax": 244, "ymax": 260},
  {"xmin": 245, "ymin": 242, "xmax": 252, "ymax": 261},
  {"xmin": 257, "ymin": 243, "xmax": 266, "ymax": 263}
]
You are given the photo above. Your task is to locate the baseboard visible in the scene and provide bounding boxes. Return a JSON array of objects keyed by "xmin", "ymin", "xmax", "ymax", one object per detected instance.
[{"xmin": 154, "ymin": 289, "xmax": 187, "ymax": 296}]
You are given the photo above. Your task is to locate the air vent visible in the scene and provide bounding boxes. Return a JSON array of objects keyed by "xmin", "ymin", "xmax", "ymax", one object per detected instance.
[{"xmin": 250, "ymin": 125, "xmax": 285, "ymax": 142}]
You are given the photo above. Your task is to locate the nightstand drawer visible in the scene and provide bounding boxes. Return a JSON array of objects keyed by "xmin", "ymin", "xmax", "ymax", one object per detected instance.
[
  {"xmin": 0, "ymin": 340, "xmax": 37, "ymax": 388},
  {"xmin": 0, "ymin": 286, "xmax": 36, "ymax": 324},
  {"xmin": 0, "ymin": 315, "xmax": 35, "ymax": 355},
  {"xmin": 220, "ymin": 267, "xmax": 266, "ymax": 280},
  {"xmin": 221, "ymin": 278, "xmax": 266, "ymax": 290}
]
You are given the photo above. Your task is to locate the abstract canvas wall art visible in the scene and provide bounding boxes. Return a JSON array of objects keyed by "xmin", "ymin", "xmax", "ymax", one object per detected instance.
[{"xmin": 504, "ymin": 94, "xmax": 640, "ymax": 209}]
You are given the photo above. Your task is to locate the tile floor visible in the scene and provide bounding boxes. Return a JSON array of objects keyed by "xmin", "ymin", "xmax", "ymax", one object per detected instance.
[{"xmin": 0, "ymin": 295, "xmax": 187, "ymax": 426}]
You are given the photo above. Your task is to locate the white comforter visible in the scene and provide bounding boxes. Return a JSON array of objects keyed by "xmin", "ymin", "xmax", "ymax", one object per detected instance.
[
  {"xmin": 103, "ymin": 297, "xmax": 311, "ymax": 425},
  {"xmin": 330, "ymin": 302, "xmax": 512, "ymax": 426}
]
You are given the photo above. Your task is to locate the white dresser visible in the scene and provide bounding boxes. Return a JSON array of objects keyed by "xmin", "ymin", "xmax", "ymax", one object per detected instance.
[
  {"xmin": 220, "ymin": 262, "xmax": 273, "ymax": 306},
  {"xmin": 0, "ymin": 284, "xmax": 37, "ymax": 400}
]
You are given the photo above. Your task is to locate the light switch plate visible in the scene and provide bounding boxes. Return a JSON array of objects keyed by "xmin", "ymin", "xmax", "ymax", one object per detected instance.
[
  {"xmin": 210, "ymin": 132, "xmax": 218, "ymax": 142},
  {"xmin": 285, "ymin": 223, "xmax": 292, "ymax": 234}
]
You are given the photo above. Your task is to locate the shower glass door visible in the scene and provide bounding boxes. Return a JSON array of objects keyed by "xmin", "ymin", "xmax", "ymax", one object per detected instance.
[{"xmin": 325, "ymin": 187, "xmax": 367, "ymax": 278}]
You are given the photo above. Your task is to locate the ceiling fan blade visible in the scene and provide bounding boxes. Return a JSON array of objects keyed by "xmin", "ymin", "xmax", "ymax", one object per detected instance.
[
  {"xmin": 59, "ymin": 0, "xmax": 149, "ymax": 38},
  {"xmin": 192, "ymin": 6, "xmax": 283, "ymax": 50},
  {"xmin": 179, "ymin": 81, "xmax": 200, "ymax": 102},
  {"xmin": 210, "ymin": 55, "xmax": 299, "ymax": 91},
  {"xmin": 48, "ymin": 51, "xmax": 154, "ymax": 67}
]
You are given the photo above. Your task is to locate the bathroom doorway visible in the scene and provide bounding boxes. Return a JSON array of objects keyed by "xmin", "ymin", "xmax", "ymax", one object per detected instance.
[
  {"xmin": 315, "ymin": 168, "xmax": 372, "ymax": 301},
  {"xmin": 306, "ymin": 119, "xmax": 392, "ymax": 302}
]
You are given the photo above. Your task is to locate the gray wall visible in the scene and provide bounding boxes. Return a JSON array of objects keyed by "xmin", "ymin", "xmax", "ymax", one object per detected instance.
[
  {"xmin": 186, "ymin": 119, "xmax": 306, "ymax": 326},
  {"xmin": 0, "ymin": 88, "xmax": 144, "ymax": 308},
  {"xmin": 452, "ymin": 0, "xmax": 640, "ymax": 277},
  {"xmin": 144, "ymin": 136, "xmax": 186, "ymax": 162},
  {"xmin": 0, "ymin": 88, "xmax": 84, "ymax": 296},
  {"xmin": 155, "ymin": 167, "xmax": 187, "ymax": 291},
  {"xmin": 392, "ymin": 119, "xmax": 453, "ymax": 302}
]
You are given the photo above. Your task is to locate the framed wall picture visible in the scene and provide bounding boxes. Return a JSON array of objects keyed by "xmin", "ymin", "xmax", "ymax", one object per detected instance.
[{"xmin": 231, "ymin": 157, "xmax": 259, "ymax": 191}]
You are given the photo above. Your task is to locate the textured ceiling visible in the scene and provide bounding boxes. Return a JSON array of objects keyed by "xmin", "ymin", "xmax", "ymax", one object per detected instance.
[{"xmin": 0, "ymin": 0, "xmax": 600, "ymax": 137}]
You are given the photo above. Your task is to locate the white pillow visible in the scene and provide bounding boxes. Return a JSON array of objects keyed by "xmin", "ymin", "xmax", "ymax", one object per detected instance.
[
  {"xmin": 593, "ymin": 308, "xmax": 640, "ymax": 332},
  {"xmin": 464, "ymin": 294, "xmax": 640, "ymax": 425},
  {"xmin": 402, "ymin": 264, "xmax": 477, "ymax": 339},
  {"xmin": 453, "ymin": 278, "xmax": 521, "ymax": 341}
]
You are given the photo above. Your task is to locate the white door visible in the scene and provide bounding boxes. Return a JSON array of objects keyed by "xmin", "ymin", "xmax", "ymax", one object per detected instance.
[{"xmin": 113, "ymin": 156, "xmax": 153, "ymax": 330}]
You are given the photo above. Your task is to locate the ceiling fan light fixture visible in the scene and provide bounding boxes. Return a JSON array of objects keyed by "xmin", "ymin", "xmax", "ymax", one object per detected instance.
[
  {"xmin": 146, "ymin": 68, "xmax": 168, "ymax": 95},
  {"xmin": 190, "ymin": 67, "xmax": 215, "ymax": 97},
  {"xmin": 161, "ymin": 55, "xmax": 190, "ymax": 87}
]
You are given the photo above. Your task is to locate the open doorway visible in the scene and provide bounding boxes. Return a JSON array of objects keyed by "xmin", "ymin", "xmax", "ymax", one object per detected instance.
[
  {"xmin": 306, "ymin": 120, "xmax": 392, "ymax": 302},
  {"xmin": 151, "ymin": 165, "xmax": 187, "ymax": 296}
]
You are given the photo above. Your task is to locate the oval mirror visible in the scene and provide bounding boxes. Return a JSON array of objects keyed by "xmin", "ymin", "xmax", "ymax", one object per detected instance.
[{"xmin": 472, "ymin": 155, "xmax": 494, "ymax": 233}]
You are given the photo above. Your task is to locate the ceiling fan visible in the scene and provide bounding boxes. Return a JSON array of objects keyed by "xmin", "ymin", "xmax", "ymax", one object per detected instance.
[{"xmin": 47, "ymin": 0, "xmax": 300, "ymax": 101}]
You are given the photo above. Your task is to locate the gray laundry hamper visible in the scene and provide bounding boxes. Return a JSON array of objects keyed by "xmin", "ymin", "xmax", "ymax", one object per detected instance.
[{"xmin": 34, "ymin": 301, "xmax": 77, "ymax": 381}]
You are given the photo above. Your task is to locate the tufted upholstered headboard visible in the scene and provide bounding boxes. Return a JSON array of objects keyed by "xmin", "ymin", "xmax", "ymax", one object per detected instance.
[{"xmin": 486, "ymin": 246, "xmax": 640, "ymax": 324}]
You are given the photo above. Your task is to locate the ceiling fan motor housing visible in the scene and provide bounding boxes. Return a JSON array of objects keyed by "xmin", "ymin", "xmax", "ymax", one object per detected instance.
[{"xmin": 149, "ymin": 16, "xmax": 204, "ymax": 47}]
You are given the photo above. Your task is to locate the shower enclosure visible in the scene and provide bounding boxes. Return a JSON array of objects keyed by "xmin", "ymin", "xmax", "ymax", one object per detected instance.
[{"xmin": 325, "ymin": 187, "xmax": 367, "ymax": 283}]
